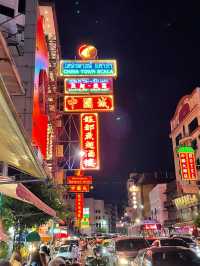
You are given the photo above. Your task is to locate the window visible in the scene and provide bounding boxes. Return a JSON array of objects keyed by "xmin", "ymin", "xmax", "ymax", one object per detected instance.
[
  {"xmin": 188, "ymin": 117, "xmax": 198, "ymax": 134},
  {"xmin": 191, "ymin": 139, "xmax": 198, "ymax": 150},
  {"xmin": 18, "ymin": 0, "xmax": 25, "ymax": 14},
  {"xmin": 175, "ymin": 133, "xmax": 182, "ymax": 146},
  {"xmin": 0, "ymin": 5, "xmax": 14, "ymax": 18}
]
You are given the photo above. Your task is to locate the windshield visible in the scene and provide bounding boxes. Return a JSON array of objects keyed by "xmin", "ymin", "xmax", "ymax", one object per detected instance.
[
  {"xmin": 116, "ymin": 239, "xmax": 148, "ymax": 251},
  {"xmin": 59, "ymin": 246, "xmax": 70, "ymax": 253},
  {"xmin": 160, "ymin": 239, "xmax": 187, "ymax": 247},
  {"xmin": 153, "ymin": 250, "xmax": 200, "ymax": 266}
]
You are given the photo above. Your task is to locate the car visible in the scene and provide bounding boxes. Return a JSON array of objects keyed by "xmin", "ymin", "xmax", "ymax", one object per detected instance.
[
  {"xmin": 55, "ymin": 245, "xmax": 74, "ymax": 261},
  {"xmin": 171, "ymin": 235, "xmax": 200, "ymax": 254},
  {"xmin": 151, "ymin": 237, "xmax": 190, "ymax": 248},
  {"xmin": 132, "ymin": 246, "xmax": 200, "ymax": 266},
  {"xmin": 108, "ymin": 237, "xmax": 150, "ymax": 265}
]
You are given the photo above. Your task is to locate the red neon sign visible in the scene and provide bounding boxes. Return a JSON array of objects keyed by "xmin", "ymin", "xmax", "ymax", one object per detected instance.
[
  {"xmin": 64, "ymin": 95, "xmax": 114, "ymax": 112},
  {"xmin": 80, "ymin": 113, "xmax": 99, "ymax": 170},
  {"xmin": 67, "ymin": 176, "xmax": 93, "ymax": 185},
  {"xmin": 179, "ymin": 152, "xmax": 197, "ymax": 180},
  {"xmin": 69, "ymin": 184, "xmax": 90, "ymax": 193},
  {"xmin": 75, "ymin": 193, "xmax": 84, "ymax": 220}
]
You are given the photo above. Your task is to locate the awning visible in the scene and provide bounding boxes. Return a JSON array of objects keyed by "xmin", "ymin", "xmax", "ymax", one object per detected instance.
[
  {"xmin": 0, "ymin": 32, "xmax": 24, "ymax": 95},
  {"xmin": 0, "ymin": 76, "xmax": 48, "ymax": 178},
  {"xmin": 0, "ymin": 180, "xmax": 56, "ymax": 217}
]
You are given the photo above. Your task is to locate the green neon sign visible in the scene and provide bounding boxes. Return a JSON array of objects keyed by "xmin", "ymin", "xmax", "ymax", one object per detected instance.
[
  {"xmin": 60, "ymin": 60, "xmax": 117, "ymax": 77},
  {"xmin": 177, "ymin": 146, "xmax": 195, "ymax": 153}
]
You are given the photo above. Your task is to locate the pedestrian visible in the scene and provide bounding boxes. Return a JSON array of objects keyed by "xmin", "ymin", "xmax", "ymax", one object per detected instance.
[
  {"xmin": 48, "ymin": 258, "xmax": 65, "ymax": 266},
  {"xmin": 0, "ymin": 261, "xmax": 11, "ymax": 266},
  {"xmin": 39, "ymin": 245, "xmax": 50, "ymax": 266},
  {"xmin": 10, "ymin": 251, "xmax": 22, "ymax": 266},
  {"xmin": 27, "ymin": 250, "xmax": 43, "ymax": 266}
]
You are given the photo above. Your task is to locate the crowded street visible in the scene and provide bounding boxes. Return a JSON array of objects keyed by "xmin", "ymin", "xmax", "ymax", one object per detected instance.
[{"xmin": 0, "ymin": 0, "xmax": 200, "ymax": 265}]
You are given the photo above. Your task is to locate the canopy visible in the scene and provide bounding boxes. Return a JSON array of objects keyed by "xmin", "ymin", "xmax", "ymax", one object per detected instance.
[
  {"xmin": 0, "ymin": 76, "xmax": 47, "ymax": 178},
  {"xmin": 0, "ymin": 179, "xmax": 56, "ymax": 217},
  {"xmin": 0, "ymin": 32, "xmax": 24, "ymax": 95}
]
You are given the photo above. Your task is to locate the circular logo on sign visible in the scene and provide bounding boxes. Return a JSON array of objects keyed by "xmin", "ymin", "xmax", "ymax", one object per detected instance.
[{"xmin": 78, "ymin": 44, "xmax": 97, "ymax": 60}]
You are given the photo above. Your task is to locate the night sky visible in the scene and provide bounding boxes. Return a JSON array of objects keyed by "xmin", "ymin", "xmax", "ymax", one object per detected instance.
[{"xmin": 55, "ymin": 1, "xmax": 200, "ymax": 202}]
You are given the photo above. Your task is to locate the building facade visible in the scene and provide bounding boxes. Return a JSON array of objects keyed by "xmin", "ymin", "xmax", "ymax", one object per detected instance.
[
  {"xmin": 0, "ymin": 0, "xmax": 60, "ymax": 179},
  {"xmin": 149, "ymin": 184, "xmax": 168, "ymax": 225},
  {"xmin": 170, "ymin": 88, "xmax": 200, "ymax": 230}
]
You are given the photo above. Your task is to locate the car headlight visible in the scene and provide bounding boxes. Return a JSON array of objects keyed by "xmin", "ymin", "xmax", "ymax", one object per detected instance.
[{"xmin": 119, "ymin": 257, "xmax": 129, "ymax": 265}]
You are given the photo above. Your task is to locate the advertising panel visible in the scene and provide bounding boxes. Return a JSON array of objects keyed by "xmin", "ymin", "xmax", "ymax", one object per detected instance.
[
  {"xmin": 67, "ymin": 176, "xmax": 93, "ymax": 185},
  {"xmin": 75, "ymin": 193, "xmax": 84, "ymax": 220},
  {"xmin": 80, "ymin": 113, "xmax": 99, "ymax": 170},
  {"xmin": 64, "ymin": 95, "xmax": 114, "ymax": 112},
  {"xmin": 81, "ymin": 207, "xmax": 90, "ymax": 228},
  {"xmin": 178, "ymin": 146, "xmax": 197, "ymax": 180},
  {"xmin": 32, "ymin": 15, "xmax": 49, "ymax": 159},
  {"xmin": 69, "ymin": 184, "xmax": 90, "ymax": 193},
  {"xmin": 60, "ymin": 60, "xmax": 117, "ymax": 77},
  {"xmin": 64, "ymin": 78, "xmax": 113, "ymax": 94}
]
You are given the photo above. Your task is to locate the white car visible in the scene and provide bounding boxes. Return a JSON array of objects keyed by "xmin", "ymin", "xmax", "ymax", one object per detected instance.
[{"xmin": 55, "ymin": 245, "xmax": 74, "ymax": 261}]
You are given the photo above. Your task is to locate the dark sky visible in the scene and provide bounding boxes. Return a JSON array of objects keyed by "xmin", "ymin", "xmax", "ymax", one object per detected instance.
[{"xmin": 55, "ymin": 1, "xmax": 200, "ymax": 202}]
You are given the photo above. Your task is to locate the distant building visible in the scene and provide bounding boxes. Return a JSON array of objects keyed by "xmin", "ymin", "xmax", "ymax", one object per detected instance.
[
  {"xmin": 170, "ymin": 88, "xmax": 200, "ymax": 230},
  {"xmin": 68, "ymin": 197, "xmax": 110, "ymax": 235},
  {"xmin": 149, "ymin": 184, "xmax": 168, "ymax": 225},
  {"xmin": 105, "ymin": 203, "xmax": 118, "ymax": 233},
  {"xmin": 127, "ymin": 172, "xmax": 174, "ymax": 223}
]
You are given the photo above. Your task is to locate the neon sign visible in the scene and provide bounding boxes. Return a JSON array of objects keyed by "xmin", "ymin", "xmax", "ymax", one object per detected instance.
[
  {"xmin": 67, "ymin": 176, "xmax": 93, "ymax": 185},
  {"xmin": 80, "ymin": 113, "xmax": 99, "ymax": 170},
  {"xmin": 75, "ymin": 193, "xmax": 84, "ymax": 220},
  {"xmin": 60, "ymin": 60, "xmax": 117, "ymax": 77},
  {"xmin": 69, "ymin": 184, "xmax": 90, "ymax": 193},
  {"xmin": 177, "ymin": 146, "xmax": 197, "ymax": 180},
  {"xmin": 64, "ymin": 78, "xmax": 113, "ymax": 94},
  {"xmin": 64, "ymin": 95, "xmax": 114, "ymax": 112}
]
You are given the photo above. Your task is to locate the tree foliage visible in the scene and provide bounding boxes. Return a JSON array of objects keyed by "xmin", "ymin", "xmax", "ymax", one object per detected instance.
[{"xmin": 2, "ymin": 182, "xmax": 66, "ymax": 230}]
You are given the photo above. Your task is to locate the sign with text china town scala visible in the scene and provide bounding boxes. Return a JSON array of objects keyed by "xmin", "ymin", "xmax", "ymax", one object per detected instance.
[
  {"xmin": 177, "ymin": 146, "xmax": 198, "ymax": 180},
  {"xmin": 64, "ymin": 78, "xmax": 113, "ymax": 94},
  {"xmin": 64, "ymin": 95, "xmax": 114, "ymax": 112},
  {"xmin": 80, "ymin": 113, "xmax": 99, "ymax": 170},
  {"xmin": 60, "ymin": 60, "xmax": 117, "ymax": 77}
]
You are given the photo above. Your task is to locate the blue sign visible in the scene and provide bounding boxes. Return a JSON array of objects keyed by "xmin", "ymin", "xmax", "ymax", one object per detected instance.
[{"xmin": 60, "ymin": 60, "xmax": 117, "ymax": 77}]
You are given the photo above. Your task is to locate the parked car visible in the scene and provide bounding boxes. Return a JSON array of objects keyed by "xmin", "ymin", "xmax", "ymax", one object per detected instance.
[
  {"xmin": 132, "ymin": 246, "xmax": 200, "ymax": 266},
  {"xmin": 108, "ymin": 237, "xmax": 150, "ymax": 265}
]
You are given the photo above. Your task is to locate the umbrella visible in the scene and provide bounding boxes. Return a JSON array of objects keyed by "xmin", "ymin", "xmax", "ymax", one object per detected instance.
[
  {"xmin": 26, "ymin": 231, "xmax": 40, "ymax": 242},
  {"xmin": 54, "ymin": 233, "xmax": 68, "ymax": 239}
]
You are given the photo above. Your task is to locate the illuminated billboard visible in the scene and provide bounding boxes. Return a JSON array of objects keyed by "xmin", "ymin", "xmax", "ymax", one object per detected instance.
[
  {"xmin": 177, "ymin": 146, "xmax": 197, "ymax": 180},
  {"xmin": 69, "ymin": 184, "xmax": 90, "ymax": 193},
  {"xmin": 75, "ymin": 193, "xmax": 84, "ymax": 220},
  {"xmin": 80, "ymin": 113, "xmax": 99, "ymax": 170},
  {"xmin": 60, "ymin": 60, "xmax": 117, "ymax": 77},
  {"xmin": 64, "ymin": 95, "xmax": 114, "ymax": 112},
  {"xmin": 32, "ymin": 15, "xmax": 49, "ymax": 159},
  {"xmin": 64, "ymin": 78, "xmax": 113, "ymax": 94}
]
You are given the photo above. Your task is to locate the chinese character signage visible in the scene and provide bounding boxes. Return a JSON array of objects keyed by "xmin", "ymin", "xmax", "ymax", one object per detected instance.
[
  {"xmin": 75, "ymin": 193, "xmax": 83, "ymax": 220},
  {"xmin": 67, "ymin": 176, "xmax": 93, "ymax": 185},
  {"xmin": 174, "ymin": 194, "xmax": 198, "ymax": 209},
  {"xmin": 80, "ymin": 113, "xmax": 99, "ymax": 170},
  {"xmin": 69, "ymin": 184, "xmax": 90, "ymax": 193},
  {"xmin": 64, "ymin": 95, "xmax": 114, "ymax": 112},
  {"xmin": 81, "ymin": 208, "xmax": 90, "ymax": 228},
  {"xmin": 177, "ymin": 146, "xmax": 198, "ymax": 180},
  {"xmin": 64, "ymin": 78, "xmax": 113, "ymax": 94},
  {"xmin": 60, "ymin": 60, "xmax": 117, "ymax": 77}
]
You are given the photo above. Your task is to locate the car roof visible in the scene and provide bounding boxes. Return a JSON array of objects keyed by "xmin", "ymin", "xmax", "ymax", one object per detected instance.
[
  {"xmin": 114, "ymin": 236, "xmax": 146, "ymax": 242},
  {"xmin": 148, "ymin": 246, "xmax": 192, "ymax": 253}
]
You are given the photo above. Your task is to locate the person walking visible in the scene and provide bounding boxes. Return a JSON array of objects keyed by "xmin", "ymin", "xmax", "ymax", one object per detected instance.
[{"xmin": 10, "ymin": 251, "xmax": 22, "ymax": 266}]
